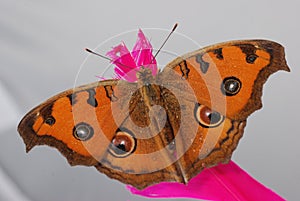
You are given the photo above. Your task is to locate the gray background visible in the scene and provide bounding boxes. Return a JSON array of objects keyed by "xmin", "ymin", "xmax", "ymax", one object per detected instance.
[{"xmin": 1, "ymin": 0, "xmax": 299, "ymax": 200}]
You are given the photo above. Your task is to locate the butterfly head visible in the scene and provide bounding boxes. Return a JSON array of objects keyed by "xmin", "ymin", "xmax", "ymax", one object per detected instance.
[{"xmin": 136, "ymin": 66, "xmax": 155, "ymax": 85}]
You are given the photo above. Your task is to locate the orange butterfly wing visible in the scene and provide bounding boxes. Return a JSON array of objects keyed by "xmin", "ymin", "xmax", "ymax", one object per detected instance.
[
  {"xmin": 160, "ymin": 39, "xmax": 289, "ymax": 181},
  {"xmin": 19, "ymin": 80, "xmax": 125, "ymax": 165},
  {"xmin": 162, "ymin": 40, "xmax": 289, "ymax": 119},
  {"xmin": 18, "ymin": 79, "xmax": 187, "ymax": 189}
]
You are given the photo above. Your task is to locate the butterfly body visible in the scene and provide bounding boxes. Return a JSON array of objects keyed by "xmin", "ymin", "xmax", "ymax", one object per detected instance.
[{"xmin": 18, "ymin": 40, "xmax": 289, "ymax": 189}]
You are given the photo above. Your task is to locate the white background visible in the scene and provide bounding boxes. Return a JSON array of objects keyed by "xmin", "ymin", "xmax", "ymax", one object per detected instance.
[{"xmin": 0, "ymin": 0, "xmax": 299, "ymax": 200}]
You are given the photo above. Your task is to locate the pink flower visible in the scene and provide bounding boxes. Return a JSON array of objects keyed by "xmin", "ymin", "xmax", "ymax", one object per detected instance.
[{"xmin": 106, "ymin": 30, "xmax": 157, "ymax": 82}]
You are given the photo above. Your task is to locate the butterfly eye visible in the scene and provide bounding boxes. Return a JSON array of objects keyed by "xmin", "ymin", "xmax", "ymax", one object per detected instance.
[
  {"xmin": 73, "ymin": 122, "xmax": 94, "ymax": 141},
  {"xmin": 109, "ymin": 130, "xmax": 136, "ymax": 158},
  {"xmin": 246, "ymin": 54, "xmax": 258, "ymax": 63},
  {"xmin": 221, "ymin": 77, "xmax": 241, "ymax": 96},
  {"xmin": 195, "ymin": 104, "xmax": 224, "ymax": 128}
]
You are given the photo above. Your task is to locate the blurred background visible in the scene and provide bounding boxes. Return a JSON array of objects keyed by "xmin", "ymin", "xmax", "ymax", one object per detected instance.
[{"xmin": 1, "ymin": 0, "xmax": 299, "ymax": 200}]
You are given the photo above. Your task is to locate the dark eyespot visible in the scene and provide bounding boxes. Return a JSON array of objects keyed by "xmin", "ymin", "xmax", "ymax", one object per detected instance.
[
  {"xmin": 194, "ymin": 104, "xmax": 224, "ymax": 128},
  {"xmin": 109, "ymin": 130, "xmax": 136, "ymax": 158},
  {"xmin": 73, "ymin": 122, "xmax": 94, "ymax": 141},
  {"xmin": 221, "ymin": 77, "xmax": 241, "ymax": 96},
  {"xmin": 45, "ymin": 116, "xmax": 55, "ymax": 125},
  {"xmin": 246, "ymin": 54, "xmax": 258, "ymax": 63}
]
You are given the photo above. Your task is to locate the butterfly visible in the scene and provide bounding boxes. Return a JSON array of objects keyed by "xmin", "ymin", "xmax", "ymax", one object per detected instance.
[{"xmin": 18, "ymin": 35, "xmax": 290, "ymax": 190}]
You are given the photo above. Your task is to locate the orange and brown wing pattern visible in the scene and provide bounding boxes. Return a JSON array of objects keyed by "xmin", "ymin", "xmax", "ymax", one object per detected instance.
[
  {"xmin": 159, "ymin": 40, "xmax": 289, "ymax": 183},
  {"xmin": 18, "ymin": 80, "xmax": 136, "ymax": 166},
  {"xmin": 18, "ymin": 79, "xmax": 187, "ymax": 189},
  {"xmin": 162, "ymin": 40, "xmax": 290, "ymax": 120},
  {"xmin": 95, "ymin": 82, "xmax": 187, "ymax": 189},
  {"xmin": 176, "ymin": 113, "xmax": 247, "ymax": 182},
  {"xmin": 159, "ymin": 85, "xmax": 246, "ymax": 184}
]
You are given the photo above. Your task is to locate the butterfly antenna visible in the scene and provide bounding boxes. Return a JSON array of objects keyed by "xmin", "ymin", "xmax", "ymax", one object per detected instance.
[
  {"xmin": 153, "ymin": 23, "xmax": 178, "ymax": 59},
  {"xmin": 85, "ymin": 48, "xmax": 136, "ymax": 71},
  {"xmin": 85, "ymin": 48, "xmax": 112, "ymax": 60}
]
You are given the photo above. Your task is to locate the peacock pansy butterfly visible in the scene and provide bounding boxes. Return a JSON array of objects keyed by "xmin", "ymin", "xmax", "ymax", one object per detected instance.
[{"xmin": 18, "ymin": 39, "xmax": 290, "ymax": 189}]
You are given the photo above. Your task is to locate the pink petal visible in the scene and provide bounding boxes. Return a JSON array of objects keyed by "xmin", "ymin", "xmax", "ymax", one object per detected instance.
[
  {"xmin": 127, "ymin": 161, "xmax": 285, "ymax": 201},
  {"xmin": 105, "ymin": 30, "xmax": 158, "ymax": 82},
  {"xmin": 106, "ymin": 43, "xmax": 138, "ymax": 82},
  {"xmin": 131, "ymin": 29, "xmax": 158, "ymax": 76}
]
